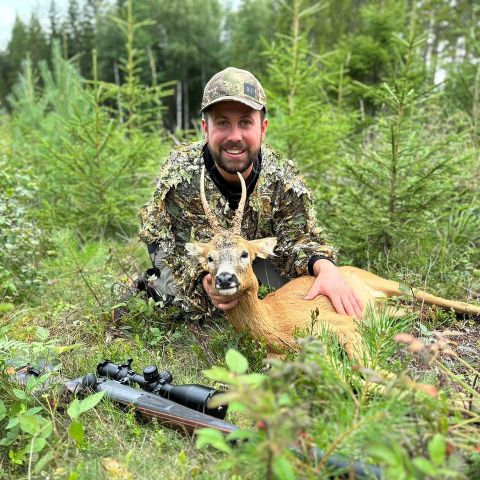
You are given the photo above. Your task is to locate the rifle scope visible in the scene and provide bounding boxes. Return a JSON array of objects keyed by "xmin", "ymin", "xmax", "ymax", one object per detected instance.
[{"xmin": 97, "ymin": 359, "xmax": 227, "ymax": 419}]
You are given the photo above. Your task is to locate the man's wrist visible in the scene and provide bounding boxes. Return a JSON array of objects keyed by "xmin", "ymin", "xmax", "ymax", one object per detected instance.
[
  {"xmin": 312, "ymin": 258, "xmax": 337, "ymax": 277},
  {"xmin": 308, "ymin": 254, "xmax": 336, "ymax": 276}
]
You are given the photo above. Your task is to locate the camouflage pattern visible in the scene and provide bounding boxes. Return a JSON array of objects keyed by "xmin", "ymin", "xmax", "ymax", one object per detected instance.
[
  {"xmin": 201, "ymin": 67, "xmax": 267, "ymax": 112},
  {"xmin": 139, "ymin": 140, "xmax": 337, "ymax": 319}
]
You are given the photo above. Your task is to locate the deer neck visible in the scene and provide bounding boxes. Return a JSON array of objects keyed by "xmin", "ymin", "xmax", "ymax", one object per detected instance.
[{"xmin": 225, "ymin": 286, "xmax": 285, "ymax": 350}]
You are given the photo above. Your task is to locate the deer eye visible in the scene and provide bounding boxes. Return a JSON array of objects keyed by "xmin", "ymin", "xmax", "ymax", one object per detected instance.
[
  {"xmin": 240, "ymin": 251, "xmax": 249, "ymax": 259},
  {"xmin": 207, "ymin": 255, "xmax": 214, "ymax": 263}
]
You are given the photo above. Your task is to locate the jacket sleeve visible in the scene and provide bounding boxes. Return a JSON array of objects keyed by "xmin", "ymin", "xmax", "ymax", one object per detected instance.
[{"xmin": 271, "ymin": 162, "xmax": 337, "ymax": 278}]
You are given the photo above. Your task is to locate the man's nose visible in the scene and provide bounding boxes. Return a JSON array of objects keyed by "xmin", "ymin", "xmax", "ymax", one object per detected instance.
[{"xmin": 226, "ymin": 124, "xmax": 242, "ymax": 142}]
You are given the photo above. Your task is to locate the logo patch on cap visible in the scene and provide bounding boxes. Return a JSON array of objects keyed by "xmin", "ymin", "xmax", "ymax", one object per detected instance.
[{"xmin": 244, "ymin": 83, "xmax": 257, "ymax": 98}]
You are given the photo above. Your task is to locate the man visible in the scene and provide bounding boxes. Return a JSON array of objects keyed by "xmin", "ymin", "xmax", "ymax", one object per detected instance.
[{"xmin": 138, "ymin": 67, "xmax": 363, "ymax": 321}]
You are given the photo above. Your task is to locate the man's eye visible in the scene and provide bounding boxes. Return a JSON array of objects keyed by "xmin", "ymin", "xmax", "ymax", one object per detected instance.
[
  {"xmin": 240, "ymin": 119, "xmax": 252, "ymax": 126},
  {"xmin": 240, "ymin": 251, "xmax": 249, "ymax": 259}
]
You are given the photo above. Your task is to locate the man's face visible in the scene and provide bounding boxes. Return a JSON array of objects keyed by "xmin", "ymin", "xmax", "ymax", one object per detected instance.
[{"xmin": 201, "ymin": 101, "xmax": 268, "ymax": 174}]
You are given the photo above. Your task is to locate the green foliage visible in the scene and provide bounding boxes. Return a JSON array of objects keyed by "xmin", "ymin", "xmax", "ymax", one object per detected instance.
[
  {"xmin": 67, "ymin": 391, "xmax": 106, "ymax": 448},
  {"xmin": 0, "ymin": 135, "xmax": 43, "ymax": 300},
  {"xmin": 104, "ymin": 1, "xmax": 175, "ymax": 130},
  {"xmin": 38, "ymin": 230, "xmax": 116, "ymax": 314},
  {"xmin": 224, "ymin": 0, "xmax": 275, "ymax": 76},
  {"xmin": 135, "ymin": 0, "xmax": 224, "ymax": 130},
  {"xmin": 8, "ymin": 31, "xmax": 170, "ymax": 239},
  {"xmin": 198, "ymin": 321, "xmax": 480, "ymax": 479},
  {"xmin": 35, "ymin": 85, "xmax": 166, "ymax": 237},
  {"xmin": 370, "ymin": 434, "xmax": 462, "ymax": 479},
  {"xmin": 335, "ymin": 0, "xmax": 410, "ymax": 114},
  {"xmin": 207, "ymin": 323, "xmax": 268, "ymax": 372},
  {"xmin": 0, "ymin": 1, "xmax": 479, "ymax": 478},
  {"xmin": 67, "ymin": 391, "xmax": 106, "ymax": 421},
  {"xmin": 263, "ymin": 0, "xmax": 354, "ymax": 173},
  {"xmin": 325, "ymin": 31, "xmax": 479, "ymax": 297},
  {"xmin": 201, "ymin": 349, "xmax": 301, "ymax": 478},
  {"xmin": 0, "ymin": 326, "xmax": 63, "ymax": 474}
]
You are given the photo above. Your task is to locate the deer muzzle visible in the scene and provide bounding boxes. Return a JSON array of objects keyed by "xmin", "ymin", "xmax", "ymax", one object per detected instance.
[{"xmin": 215, "ymin": 272, "xmax": 240, "ymax": 296}]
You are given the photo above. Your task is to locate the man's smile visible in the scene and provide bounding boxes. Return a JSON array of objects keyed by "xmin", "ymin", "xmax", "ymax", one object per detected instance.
[
  {"xmin": 223, "ymin": 148, "xmax": 247, "ymax": 159},
  {"xmin": 224, "ymin": 149, "xmax": 245, "ymax": 155}
]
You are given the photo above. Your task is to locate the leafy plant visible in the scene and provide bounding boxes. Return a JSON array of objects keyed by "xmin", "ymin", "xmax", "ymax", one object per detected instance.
[
  {"xmin": 0, "ymin": 129, "xmax": 43, "ymax": 300},
  {"xmin": 7, "ymin": 14, "xmax": 172, "ymax": 240},
  {"xmin": 198, "ymin": 348, "xmax": 303, "ymax": 479},
  {"xmin": 67, "ymin": 391, "xmax": 106, "ymax": 449},
  {"xmin": 0, "ymin": 326, "xmax": 63, "ymax": 475}
]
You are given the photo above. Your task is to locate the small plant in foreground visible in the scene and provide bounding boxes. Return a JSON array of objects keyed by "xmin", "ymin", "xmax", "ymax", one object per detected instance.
[
  {"xmin": 197, "ymin": 348, "xmax": 308, "ymax": 479},
  {"xmin": 0, "ymin": 327, "xmax": 62, "ymax": 475}
]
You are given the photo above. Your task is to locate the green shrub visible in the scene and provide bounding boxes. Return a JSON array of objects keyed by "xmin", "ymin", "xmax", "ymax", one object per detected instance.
[
  {"xmin": 323, "ymin": 32, "xmax": 480, "ymax": 297},
  {"xmin": 7, "ymin": 32, "xmax": 172, "ymax": 240},
  {"xmin": 0, "ymin": 126, "xmax": 43, "ymax": 300}
]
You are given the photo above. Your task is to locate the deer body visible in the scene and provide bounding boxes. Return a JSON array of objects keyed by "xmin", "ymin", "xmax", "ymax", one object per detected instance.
[
  {"xmin": 226, "ymin": 270, "xmax": 374, "ymax": 357},
  {"xmin": 187, "ymin": 168, "xmax": 480, "ymax": 360}
]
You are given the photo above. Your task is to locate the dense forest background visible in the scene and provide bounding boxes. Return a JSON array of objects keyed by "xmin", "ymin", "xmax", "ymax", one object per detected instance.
[
  {"xmin": 1, "ymin": 0, "xmax": 479, "ymax": 299},
  {"xmin": 1, "ymin": 0, "xmax": 479, "ymax": 130},
  {"xmin": 0, "ymin": 1, "xmax": 479, "ymax": 478}
]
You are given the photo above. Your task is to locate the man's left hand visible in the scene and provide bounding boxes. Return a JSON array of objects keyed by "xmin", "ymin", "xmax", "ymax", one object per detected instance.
[{"xmin": 304, "ymin": 259, "xmax": 363, "ymax": 319}]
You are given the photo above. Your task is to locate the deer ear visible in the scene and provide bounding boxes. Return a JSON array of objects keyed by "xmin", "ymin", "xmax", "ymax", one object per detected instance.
[
  {"xmin": 249, "ymin": 237, "xmax": 277, "ymax": 259},
  {"xmin": 185, "ymin": 242, "xmax": 209, "ymax": 263}
]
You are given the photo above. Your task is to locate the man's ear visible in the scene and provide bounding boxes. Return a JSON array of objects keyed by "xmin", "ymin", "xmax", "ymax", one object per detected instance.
[
  {"xmin": 261, "ymin": 117, "xmax": 268, "ymax": 142},
  {"xmin": 201, "ymin": 117, "xmax": 208, "ymax": 139},
  {"xmin": 249, "ymin": 237, "xmax": 277, "ymax": 259},
  {"xmin": 185, "ymin": 242, "xmax": 209, "ymax": 264}
]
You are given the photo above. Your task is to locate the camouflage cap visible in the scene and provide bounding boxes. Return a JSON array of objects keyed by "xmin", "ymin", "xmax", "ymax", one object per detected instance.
[{"xmin": 201, "ymin": 67, "xmax": 267, "ymax": 113}]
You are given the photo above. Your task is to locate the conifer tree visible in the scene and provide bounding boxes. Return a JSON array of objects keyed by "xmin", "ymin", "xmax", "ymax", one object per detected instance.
[
  {"xmin": 7, "ymin": 2, "xmax": 172, "ymax": 239},
  {"xmin": 5, "ymin": 18, "xmax": 30, "ymax": 90},
  {"xmin": 328, "ymin": 28, "xmax": 478, "ymax": 286},
  {"xmin": 334, "ymin": 0, "xmax": 409, "ymax": 116},
  {"xmin": 66, "ymin": 0, "xmax": 81, "ymax": 59},
  {"xmin": 48, "ymin": 0, "xmax": 60, "ymax": 40},
  {"xmin": 78, "ymin": 0, "xmax": 97, "ymax": 76},
  {"xmin": 263, "ymin": 0, "xmax": 353, "ymax": 176},
  {"xmin": 224, "ymin": 0, "xmax": 275, "ymax": 77},
  {"xmin": 144, "ymin": 0, "xmax": 224, "ymax": 129},
  {"xmin": 27, "ymin": 14, "xmax": 49, "ymax": 67}
]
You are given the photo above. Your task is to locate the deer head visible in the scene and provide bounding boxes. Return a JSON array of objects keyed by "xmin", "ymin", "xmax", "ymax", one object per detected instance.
[{"xmin": 186, "ymin": 167, "xmax": 277, "ymax": 297}]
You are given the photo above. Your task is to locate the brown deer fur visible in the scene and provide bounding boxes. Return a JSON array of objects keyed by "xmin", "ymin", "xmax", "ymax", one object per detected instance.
[{"xmin": 186, "ymin": 169, "xmax": 480, "ymax": 360}]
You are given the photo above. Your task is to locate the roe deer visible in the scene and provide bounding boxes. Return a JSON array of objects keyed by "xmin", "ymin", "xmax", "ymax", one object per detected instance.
[{"xmin": 186, "ymin": 168, "xmax": 480, "ymax": 359}]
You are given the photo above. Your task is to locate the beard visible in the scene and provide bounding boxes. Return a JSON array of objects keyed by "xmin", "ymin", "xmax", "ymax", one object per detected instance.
[{"xmin": 209, "ymin": 141, "xmax": 260, "ymax": 174}]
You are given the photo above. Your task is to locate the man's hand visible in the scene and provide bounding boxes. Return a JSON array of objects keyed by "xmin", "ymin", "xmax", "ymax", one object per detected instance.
[
  {"xmin": 202, "ymin": 273, "xmax": 239, "ymax": 311},
  {"xmin": 304, "ymin": 259, "xmax": 363, "ymax": 319}
]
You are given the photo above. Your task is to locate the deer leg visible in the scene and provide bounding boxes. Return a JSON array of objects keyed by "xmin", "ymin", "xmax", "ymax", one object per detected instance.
[{"xmin": 343, "ymin": 267, "xmax": 480, "ymax": 316}]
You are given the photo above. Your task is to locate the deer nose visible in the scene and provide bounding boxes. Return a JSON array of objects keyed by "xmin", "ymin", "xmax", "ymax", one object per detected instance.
[{"xmin": 215, "ymin": 272, "xmax": 239, "ymax": 290}]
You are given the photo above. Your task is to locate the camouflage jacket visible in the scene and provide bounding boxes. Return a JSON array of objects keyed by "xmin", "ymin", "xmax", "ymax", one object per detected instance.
[{"xmin": 139, "ymin": 140, "xmax": 337, "ymax": 319}]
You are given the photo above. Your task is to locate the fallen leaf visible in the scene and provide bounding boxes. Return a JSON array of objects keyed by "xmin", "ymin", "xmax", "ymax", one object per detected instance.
[{"xmin": 101, "ymin": 458, "xmax": 134, "ymax": 480}]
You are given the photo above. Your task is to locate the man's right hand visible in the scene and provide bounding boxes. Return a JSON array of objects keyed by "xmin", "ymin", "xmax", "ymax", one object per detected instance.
[{"xmin": 202, "ymin": 274, "xmax": 239, "ymax": 311}]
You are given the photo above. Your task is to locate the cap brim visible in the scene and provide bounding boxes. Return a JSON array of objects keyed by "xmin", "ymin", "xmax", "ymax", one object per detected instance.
[{"xmin": 201, "ymin": 95, "xmax": 264, "ymax": 113}]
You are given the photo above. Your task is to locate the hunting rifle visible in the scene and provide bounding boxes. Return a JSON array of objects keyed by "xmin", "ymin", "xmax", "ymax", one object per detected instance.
[
  {"xmin": 14, "ymin": 359, "xmax": 382, "ymax": 479},
  {"xmin": 15, "ymin": 358, "xmax": 237, "ymax": 435}
]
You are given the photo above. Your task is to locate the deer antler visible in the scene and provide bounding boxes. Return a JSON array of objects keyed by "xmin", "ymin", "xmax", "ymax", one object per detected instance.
[
  {"xmin": 200, "ymin": 166, "xmax": 222, "ymax": 233},
  {"xmin": 232, "ymin": 172, "xmax": 247, "ymax": 235}
]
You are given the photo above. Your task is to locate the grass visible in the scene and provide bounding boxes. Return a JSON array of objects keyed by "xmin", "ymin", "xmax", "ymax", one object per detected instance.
[{"xmin": 1, "ymin": 235, "xmax": 479, "ymax": 479}]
